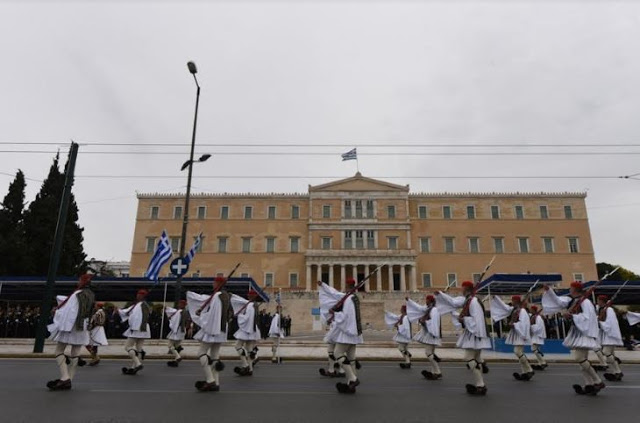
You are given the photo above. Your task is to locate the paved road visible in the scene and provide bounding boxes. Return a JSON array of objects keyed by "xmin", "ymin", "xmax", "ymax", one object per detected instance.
[{"xmin": 1, "ymin": 359, "xmax": 636, "ymax": 423}]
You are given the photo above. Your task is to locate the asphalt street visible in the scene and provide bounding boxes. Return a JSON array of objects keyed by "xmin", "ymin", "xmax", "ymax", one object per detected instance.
[{"xmin": 0, "ymin": 359, "xmax": 637, "ymax": 423}]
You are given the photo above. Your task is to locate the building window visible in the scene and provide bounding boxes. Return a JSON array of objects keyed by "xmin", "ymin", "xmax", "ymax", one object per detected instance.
[
  {"xmin": 493, "ymin": 237, "xmax": 504, "ymax": 254},
  {"xmin": 240, "ymin": 273, "xmax": 250, "ymax": 278},
  {"xmin": 367, "ymin": 230, "xmax": 375, "ymax": 249},
  {"xmin": 193, "ymin": 235, "xmax": 204, "ymax": 253},
  {"xmin": 419, "ymin": 237, "xmax": 431, "ymax": 253},
  {"xmin": 266, "ymin": 237, "xmax": 275, "ymax": 253},
  {"xmin": 242, "ymin": 237, "xmax": 252, "ymax": 253},
  {"xmin": 491, "ymin": 205, "xmax": 500, "ymax": 219},
  {"xmin": 540, "ymin": 205, "xmax": 549, "ymax": 220},
  {"xmin": 197, "ymin": 206, "xmax": 206, "ymax": 219},
  {"xmin": 170, "ymin": 237, "xmax": 180, "ymax": 253},
  {"xmin": 268, "ymin": 206, "xmax": 276, "ymax": 220},
  {"xmin": 150, "ymin": 206, "xmax": 159, "ymax": 219},
  {"xmin": 265, "ymin": 273, "xmax": 274, "ymax": 287},
  {"xmin": 543, "ymin": 237, "xmax": 554, "ymax": 253},
  {"xmin": 220, "ymin": 206, "xmax": 229, "ymax": 220},
  {"xmin": 218, "ymin": 237, "xmax": 228, "ymax": 253},
  {"xmin": 518, "ymin": 237, "xmax": 529, "ymax": 253},
  {"xmin": 418, "ymin": 205, "xmax": 428, "ymax": 219},
  {"xmin": 515, "ymin": 205, "xmax": 524, "ymax": 220},
  {"xmin": 447, "ymin": 273, "xmax": 457, "ymax": 288},
  {"xmin": 291, "ymin": 205, "xmax": 300, "ymax": 219},
  {"xmin": 290, "ymin": 237, "xmax": 300, "ymax": 253},
  {"xmin": 472, "ymin": 273, "xmax": 482, "ymax": 283},
  {"xmin": 568, "ymin": 237, "xmax": 579, "ymax": 253},
  {"xmin": 564, "ymin": 205, "xmax": 573, "ymax": 219},
  {"xmin": 468, "ymin": 237, "xmax": 479, "ymax": 253},
  {"xmin": 444, "ymin": 237, "xmax": 455, "ymax": 253},
  {"xmin": 244, "ymin": 206, "xmax": 253, "ymax": 219},
  {"xmin": 321, "ymin": 237, "xmax": 332, "ymax": 250},
  {"xmin": 344, "ymin": 231, "xmax": 353, "ymax": 249},
  {"xmin": 387, "ymin": 205, "xmax": 396, "ymax": 218},
  {"xmin": 387, "ymin": 236, "xmax": 398, "ymax": 250},
  {"xmin": 145, "ymin": 237, "xmax": 157, "ymax": 253},
  {"xmin": 366, "ymin": 200, "xmax": 374, "ymax": 218},
  {"xmin": 466, "ymin": 206, "xmax": 476, "ymax": 220},
  {"xmin": 422, "ymin": 273, "xmax": 432, "ymax": 288},
  {"xmin": 573, "ymin": 273, "xmax": 584, "ymax": 283},
  {"xmin": 355, "ymin": 200, "xmax": 363, "ymax": 218},
  {"xmin": 344, "ymin": 200, "xmax": 352, "ymax": 218},
  {"xmin": 173, "ymin": 206, "xmax": 183, "ymax": 220},
  {"xmin": 355, "ymin": 230, "xmax": 364, "ymax": 249},
  {"xmin": 322, "ymin": 205, "xmax": 331, "ymax": 218},
  {"xmin": 443, "ymin": 205, "xmax": 452, "ymax": 219},
  {"xmin": 289, "ymin": 273, "xmax": 299, "ymax": 288}
]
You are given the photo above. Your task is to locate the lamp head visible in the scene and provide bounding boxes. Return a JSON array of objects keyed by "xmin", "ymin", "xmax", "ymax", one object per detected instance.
[
  {"xmin": 198, "ymin": 154, "xmax": 211, "ymax": 162},
  {"xmin": 187, "ymin": 61, "xmax": 198, "ymax": 74}
]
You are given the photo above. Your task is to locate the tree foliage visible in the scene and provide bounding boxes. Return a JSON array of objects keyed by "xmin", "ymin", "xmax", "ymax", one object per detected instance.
[
  {"xmin": 597, "ymin": 262, "xmax": 640, "ymax": 281},
  {"xmin": 0, "ymin": 170, "xmax": 28, "ymax": 275}
]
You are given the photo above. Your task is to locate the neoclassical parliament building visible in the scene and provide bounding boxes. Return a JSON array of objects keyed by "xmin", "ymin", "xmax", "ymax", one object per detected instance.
[{"xmin": 129, "ymin": 173, "xmax": 598, "ymax": 292}]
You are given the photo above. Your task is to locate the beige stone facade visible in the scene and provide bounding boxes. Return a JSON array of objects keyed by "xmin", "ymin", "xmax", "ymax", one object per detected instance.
[{"xmin": 130, "ymin": 173, "xmax": 598, "ymax": 294}]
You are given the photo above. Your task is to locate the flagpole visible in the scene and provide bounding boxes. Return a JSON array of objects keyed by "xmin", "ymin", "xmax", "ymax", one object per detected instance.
[{"xmin": 159, "ymin": 279, "xmax": 168, "ymax": 340}]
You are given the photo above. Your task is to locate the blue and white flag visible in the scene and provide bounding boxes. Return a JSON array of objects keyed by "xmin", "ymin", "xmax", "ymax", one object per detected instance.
[
  {"xmin": 183, "ymin": 232, "xmax": 203, "ymax": 265},
  {"xmin": 275, "ymin": 290, "xmax": 281, "ymax": 305},
  {"xmin": 146, "ymin": 230, "xmax": 173, "ymax": 282},
  {"xmin": 341, "ymin": 148, "xmax": 357, "ymax": 161}
]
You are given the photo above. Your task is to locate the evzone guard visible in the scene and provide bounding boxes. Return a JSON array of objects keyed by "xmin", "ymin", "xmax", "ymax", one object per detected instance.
[
  {"xmin": 529, "ymin": 305, "xmax": 548, "ymax": 371},
  {"xmin": 46, "ymin": 274, "xmax": 95, "ymax": 391},
  {"xmin": 325, "ymin": 278, "xmax": 363, "ymax": 394},
  {"xmin": 543, "ymin": 282, "xmax": 605, "ymax": 395},
  {"xmin": 268, "ymin": 305, "xmax": 285, "ymax": 364},
  {"xmin": 491, "ymin": 295, "xmax": 534, "ymax": 381},
  {"xmin": 165, "ymin": 299, "xmax": 190, "ymax": 368},
  {"xmin": 384, "ymin": 305, "xmax": 412, "ymax": 369},
  {"xmin": 187, "ymin": 276, "xmax": 234, "ymax": 392},
  {"xmin": 231, "ymin": 289, "xmax": 262, "ymax": 376},
  {"xmin": 595, "ymin": 295, "xmax": 624, "ymax": 381},
  {"xmin": 86, "ymin": 302, "xmax": 108, "ymax": 367},
  {"xmin": 118, "ymin": 289, "xmax": 151, "ymax": 376},
  {"xmin": 318, "ymin": 281, "xmax": 346, "ymax": 378},
  {"xmin": 406, "ymin": 294, "xmax": 443, "ymax": 380},
  {"xmin": 437, "ymin": 281, "xmax": 491, "ymax": 396}
]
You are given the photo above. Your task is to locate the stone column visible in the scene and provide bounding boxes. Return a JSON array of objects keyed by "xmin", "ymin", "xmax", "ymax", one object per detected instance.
[
  {"xmin": 388, "ymin": 264, "xmax": 394, "ymax": 292},
  {"xmin": 328, "ymin": 264, "xmax": 334, "ymax": 288},
  {"xmin": 364, "ymin": 264, "xmax": 371, "ymax": 292},
  {"xmin": 306, "ymin": 264, "xmax": 312, "ymax": 292},
  {"xmin": 340, "ymin": 264, "xmax": 346, "ymax": 291},
  {"xmin": 400, "ymin": 265, "xmax": 407, "ymax": 292},
  {"xmin": 410, "ymin": 265, "xmax": 417, "ymax": 292},
  {"xmin": 352, "ymin": 263, "xmax": 358, "ymax": 283}
]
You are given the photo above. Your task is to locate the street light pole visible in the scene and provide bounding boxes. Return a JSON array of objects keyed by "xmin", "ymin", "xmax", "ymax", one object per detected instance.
[{"xmin": 175, "ymin": 61, "xmax": 201, "ymax": 305}]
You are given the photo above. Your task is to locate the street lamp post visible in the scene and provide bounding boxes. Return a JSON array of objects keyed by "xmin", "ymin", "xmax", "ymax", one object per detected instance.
[{"xmin": 175, "ymin": 61, "xmax": 209, "ymax": 304}]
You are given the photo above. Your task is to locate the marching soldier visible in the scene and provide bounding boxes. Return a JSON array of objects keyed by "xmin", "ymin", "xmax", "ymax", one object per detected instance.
[
  {"xmin": 268, "ymin": 305, "xmax": 285, "ymax": 363},
  {"xmin": 542, "ymin": 282, "xmax": 604, "ymax": 395},
  {"xmin": 187, "ymin": 276, "xmax": 233, "ymax": 392},
  {"xmin": 118, "ymin": 289, "xmax": 151, "ymax": 376},
  {"xmin": 529, "ymin": 305, "xmax": 548, "ymax": 371},
  {"xmin": 595, "ymin": 295, "xmax": 624, "ymax": 381},
  {"xmin": 166, "ymin": 300, "xmax": 190, "ymax": 368},
  {"xmin": 406, "ymin": 295, "xmax": 443, "ymax": 380},
  {"xmin": 318, "ymin": 281, "xmax": 346, "ymax": 378},
  {"xmin": 231, "ymin": 289, "xmax": 262, "ymax": 376},
  {"xmin": 86, "ymin": 302, "xmax": 108, "ymax": 367},
  {"xmin": 384, "ymin": 305, "xmax": 412, "ymax": 369},
  {"xmin": 46, "ymin": 274, "xmax": 95, "ymax": 391}
]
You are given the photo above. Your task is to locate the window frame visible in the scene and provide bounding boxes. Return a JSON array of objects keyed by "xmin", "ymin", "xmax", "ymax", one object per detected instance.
[
  {"xmin": 518, "ymin": 237, "xmax": 530, "ymax": 253},
  {"xmin": 266, "ymin": 236, "xmax": 276, "ymax": 253},
  {"xmin": 217, "ymin": 236, "xmax": 228, "ymax": 253},
  {"xmin": 289, "ymin": 272, "xmax": 299, "ymax": 288},
  {"xmin": 150, "ymin": 206, "xmax": 159, "ymax": 219},
  {"xmin": 290, "ymin": 236, "xmax": 300, "ymax": 253},
  {"xmin": 490, "ymin": 205, "xmax": 500, "ymax": 220},
  {"xmin": 173, "ymin": 205, "xmax": 183, "ymax": 220},
  {"xmin": 264, "ymin": 272, "xmax": 274, "ymax": 288},
  {"xmin": 539, "ymin": 205, "xmax": 549, "ymax": 220},
  {"xmin": 242, "ymin": 237, "xmax": 252, "ymax": 253},
  {"xmin": 443, "ymin": 205, "xmax": 452, "ymax": 220},
  {"xmin": 568, "ymin": 237, "xmax": 580, "ymax": 253},
  {"xmin": 419, "ymin": 237, "xmax": 431, "ymax": 253},
  {"xmin": 220, "ymin": 205, "xmax": 229, "ymax": 220},
  {"xmin": 322, "ymin": 204, "xmax": 331, "ymax": 219},
  {"xmin": 468, "ymin": 237, "xmax": 480, "ymax": 253},
  {"xmin": 196, "ymin": 206, "xmax": 207, "ymax": 220},
  {"xmin": 243, "ymin": 206, "xmax": 253, "ymax": 220},
  {"xmin": 291, "ymin": 205, "xmax": 300, "ymax": 219},
  {"xmin": 493, "ymin": 237, "xmax": 505, "ymax": 254},
  {"xmin": 542, "ymin": 237, "xmax": 554, "ymax": 253},
  {"xmin": 466, "ymin": 205, "xmax": 476, "ymax": 220},
  {"xmin": 444, "ymin": 236, "xmax": 455, "ymax": 253},
  {"xmin": 515, "ymin": 205, "xmax": 525, "ymax": 220},
  {"xmin": 267, "ymin": 205, "xmax": 277, "ymax": 220},
  {"xmin": 421, "ymin": 273, "xmax": 432, "ymax": 288}
]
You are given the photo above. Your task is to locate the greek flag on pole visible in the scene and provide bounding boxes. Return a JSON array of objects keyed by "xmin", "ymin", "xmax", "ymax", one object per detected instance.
[
  {"xmin": 341, "ymin": 148, "xmax": 357, "ymax": 161},
  {"xmin": 183, "ymin": 232, "xmax": 202, "ymax": 265},
  {"xmin": 146, "ymin": 230, "xmax": 172, "ymax": 282}
]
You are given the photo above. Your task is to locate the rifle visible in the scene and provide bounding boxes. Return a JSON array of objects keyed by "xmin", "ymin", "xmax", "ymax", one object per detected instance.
[
  {"xmin": 195, "ymin": 262, "xmax": 242, "ymax": 316},
  {"xmin": 508, "ymin": 279, "xmax": 541, "ymax": 326},
  {"xmin": 459, "ymin": 256, "xmax": 497, "ymax": 318},
  {"xmin": 567, "ymin": 267, "xmax": 620, "ymax": 314},
  {"xmin": 599, "ymin": 280, "xmax": 629, "ymax": 320},
  {"xmin": 326, "ymin": 264, "xmax": 385, "ymax": 319}
]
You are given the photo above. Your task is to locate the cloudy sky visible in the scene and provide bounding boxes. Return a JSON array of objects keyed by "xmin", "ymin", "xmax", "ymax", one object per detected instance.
[{"xmin": 1, "ymin": 0, "xmax": 639, "ymax": 273}]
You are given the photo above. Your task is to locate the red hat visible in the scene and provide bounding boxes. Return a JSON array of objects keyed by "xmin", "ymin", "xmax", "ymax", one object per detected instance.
[
  {"xmin": 511, "ymin": 295, "xmax": 522, "ymax": 303},
  {"xmin": 461, "ymin": 281, "xmax": 474, "ymax": 290},
  {"xmin": 78, "ymin": 273, "xmax": 93, "ymax": 288},
  {"xmin": 346, "ymin": 278, "xmax": 357, "ymax": 287},
  {"xmin": 178, "ymin": 300, "xmax": 187, "ymax": 307},
  {"xmin": 597, "ymin": 295, "xmax": 609, "ymax": 302},
  {"xmin": 400, "ymin": 305, "xmax": 407, "ymax": 312},
  {"xmin": 214, "ymin": 276, "xmax": 226, "ymax": 283},
  {"xmin": 137, "ymin": 289, "xmax": 149, "ymax": 297},
  {"xmin": 570, "ymin": 281, "xmax": 583, "ymax": 290},
  {"xmin": 248, "ymin": 288, "xmax": 258, "ymax": 298},
  {"xmin": 96, "ymin": 302, "xmax": 104, "ymax": 308},
  {"xmin": 531, "ymin": 305, "xmax": 539, "ymax": 312},
  {"xmin": 426, "ymin": 295, "xmax": 435, "ymax": 302}
]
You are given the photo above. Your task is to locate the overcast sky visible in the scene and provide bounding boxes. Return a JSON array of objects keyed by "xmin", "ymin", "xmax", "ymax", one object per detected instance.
[{"xmin": 1, "ymin": 0, "xmax": 639, "ymax": 273}]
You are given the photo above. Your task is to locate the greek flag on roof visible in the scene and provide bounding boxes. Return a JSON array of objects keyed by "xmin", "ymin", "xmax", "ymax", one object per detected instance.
[
  {"xmin": 184, "ymin": 232, "xmax": 202, "ymax": 265},
  {"xmin": 341, "ymin": 148, "xmax": 357, "ymax": 161},
  {"xmin": 145, "ymin": 230, "xmax": 172, "ymax": 282}
]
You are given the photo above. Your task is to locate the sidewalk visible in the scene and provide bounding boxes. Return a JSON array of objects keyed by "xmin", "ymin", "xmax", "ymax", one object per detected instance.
[{"xmin": 2, "ymin": 336, "xmax": 639, "ymax": 363}]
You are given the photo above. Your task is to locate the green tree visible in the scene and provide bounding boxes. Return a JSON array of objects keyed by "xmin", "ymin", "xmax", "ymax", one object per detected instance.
[
  {"xmin": 0, "ymin": 170, "xmax": 28, "ymax": 275},
  {"xmin": 597, "ymin": 262, "xmax": 640, "ymax": 281},
  {"xmin": 23, "ymin": 153, "xmax": 86, "ymax": 276}
]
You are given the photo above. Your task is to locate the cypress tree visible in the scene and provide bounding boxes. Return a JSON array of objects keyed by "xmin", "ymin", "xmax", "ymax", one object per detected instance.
[{"xmin": 0, "ymin": 170, "xmax": 27, "ymax": 275}]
